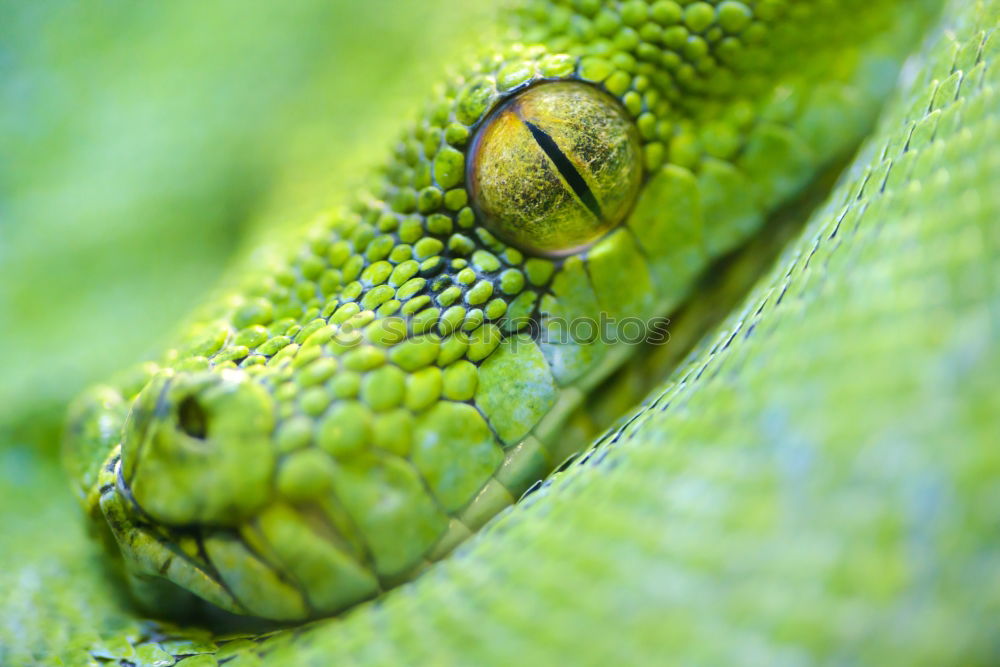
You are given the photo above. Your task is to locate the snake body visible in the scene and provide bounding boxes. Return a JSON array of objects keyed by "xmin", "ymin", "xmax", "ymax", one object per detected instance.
[{"xmin": 4, "ymin": 0, "xmax": 1000, "ymax": 663}]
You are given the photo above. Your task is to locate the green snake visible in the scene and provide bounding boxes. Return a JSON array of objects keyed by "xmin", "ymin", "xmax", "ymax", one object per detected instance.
[{"xmin": 4, "ymin": 0, "xmax": 1000, "ymax": 662}]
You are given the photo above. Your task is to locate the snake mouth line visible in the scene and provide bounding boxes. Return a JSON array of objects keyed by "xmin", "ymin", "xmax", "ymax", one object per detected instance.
[{"xmin": 113, "ymin": 457, "xmax": 145, "ymax": 520}]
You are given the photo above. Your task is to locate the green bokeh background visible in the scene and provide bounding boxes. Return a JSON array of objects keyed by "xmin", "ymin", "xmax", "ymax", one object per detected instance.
[{"xmin": 0, "ymin": 0, "xmax": 493, "ymax": 454}]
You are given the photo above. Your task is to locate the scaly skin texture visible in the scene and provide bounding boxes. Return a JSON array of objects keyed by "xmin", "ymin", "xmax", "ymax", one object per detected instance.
[
  {"xmin": 61, "ymin": 0, "xmax": 937, "ymax": 625},
  {"xmin": 4, "ymin": 0, "xmax": 999, "ymax": 663}
]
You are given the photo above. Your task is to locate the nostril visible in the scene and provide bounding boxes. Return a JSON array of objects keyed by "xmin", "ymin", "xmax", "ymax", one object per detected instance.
[
  {"xmin": 178, "ymin": 396, "xmax": 208, "ymax": 439},
  {"xmin": 120, "ymin": 368, "xmax": 275, "ymax": 525}
]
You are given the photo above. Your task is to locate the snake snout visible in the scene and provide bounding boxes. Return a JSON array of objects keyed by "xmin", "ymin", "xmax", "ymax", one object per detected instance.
[{"xmin": 120, "ymin": 368, "xmax": 277, "ymax": 526}]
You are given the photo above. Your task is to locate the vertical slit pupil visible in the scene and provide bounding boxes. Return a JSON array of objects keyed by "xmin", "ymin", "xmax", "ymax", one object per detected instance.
[
  {"xmin": 178, "ymin": 396, "xmax": 208, "ymax": 439},
  {"xmin": 523, "ymin": 120, "xmax": 604, "ymax": 222}
]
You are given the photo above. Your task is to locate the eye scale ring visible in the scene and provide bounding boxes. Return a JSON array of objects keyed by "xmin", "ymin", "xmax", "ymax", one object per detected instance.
[{"xmin": 468, "ymin": 81, "xmax": 643, "ymax": 257}]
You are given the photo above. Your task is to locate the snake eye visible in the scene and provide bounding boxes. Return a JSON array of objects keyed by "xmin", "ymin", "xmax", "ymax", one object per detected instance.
[{"xmin": 468, "ymin": 81, "xmax": 642, "ymax": 256}]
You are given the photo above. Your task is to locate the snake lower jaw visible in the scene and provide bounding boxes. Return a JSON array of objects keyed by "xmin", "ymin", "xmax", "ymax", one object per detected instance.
[{"xmin": 96, "ymin": 447, "xmax": 255, "ymax": 620}]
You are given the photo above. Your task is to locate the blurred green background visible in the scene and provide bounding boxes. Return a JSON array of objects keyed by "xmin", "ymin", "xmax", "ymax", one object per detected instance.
[{"xmin": 0, "ymin": 0, "xmax": 493, "ymax": 454}]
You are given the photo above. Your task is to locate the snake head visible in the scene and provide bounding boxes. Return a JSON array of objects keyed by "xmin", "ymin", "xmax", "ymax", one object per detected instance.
[
  {"xmin": 63, "ymin": 68, "xmax": 655, "ymax": 623},
  {"xmin": 62, "ymin": 0, "xmax": 913, "ymax": 625},
  {"xmin": 86, "ymin": 369, "xmax": 310, "ymax": 622}
]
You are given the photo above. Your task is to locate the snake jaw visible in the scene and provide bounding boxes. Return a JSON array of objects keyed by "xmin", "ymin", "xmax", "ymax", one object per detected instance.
[
  {"xmin": 98, "ymin": 442, "xmax": 387, "ymax": 622},
  {"xmin": 97, "ymin": 446, "xmax": 251, "ymax": 619}
]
